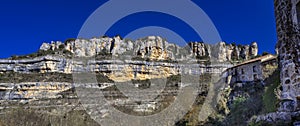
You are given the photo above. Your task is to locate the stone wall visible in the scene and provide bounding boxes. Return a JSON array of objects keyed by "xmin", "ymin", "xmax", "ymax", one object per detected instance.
[
  {"xmin": 228, "ymin": 61, "xmax": 262, "ymax": 83},
  {"xmin": 275, "ymin": 0, "xmax": 300, "ymax": 112}
]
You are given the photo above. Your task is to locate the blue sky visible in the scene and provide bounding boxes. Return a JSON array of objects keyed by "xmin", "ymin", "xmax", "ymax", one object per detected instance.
[{"xmin": 0, "ymin": 0, "xmax": 277, "ymax": 58}]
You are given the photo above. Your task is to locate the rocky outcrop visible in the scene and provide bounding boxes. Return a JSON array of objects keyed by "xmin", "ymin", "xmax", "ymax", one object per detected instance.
[
  {"xmin": 40, "ymin": 41, "xmax": 64, "ymax": 51},
  {"xmin": 250, "ymin": 42, "xmax": 258, "ymax": 57},
  {"xmin": 208, "ymin": 42, "xmax": 258, "ymax": 62},
  {"xmin": 0, "ymin": 56, "xmax": 72, "ymax": 74},
  {"xmin": 0, "ymin": 82, "xmax": 72, "ymax": 100},
  {"xmin": 40, "ymin": 36, "xmax": 258, "ymax": 62},
  {"xmin": 0, "ymin": 34, "xmax": 270, "ymax": 125},
  {"xmin": 0, "ymin": 82, "xmax": 117, "ymax": 100},
  {"xmin": 253, "ymin": 111, "xmax": 292, "ymax": 124},
  {"xmin": 133, "ymin": 36, "xmax": 169, "ymax": 60},
  {"xmin": 211, "ymin": 42, "xmax": 227, "ymax": 62},
  {"xmin": 253, "ymin": 110, "xmax": 300, "ymax": 125},
  {"xmin": 189, "ymin": 42, "xmax": 209, "ymax": 59}
]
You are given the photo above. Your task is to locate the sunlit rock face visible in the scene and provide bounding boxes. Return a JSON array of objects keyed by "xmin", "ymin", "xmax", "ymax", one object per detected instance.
[
  {"xmin": 133, "ymin": 36, "xmax": 169, "ymax": 60},
  {"xmin": 250, "ymin": 42, "xmax": 258, "ymax": 57},
  {"xmin": 189, "ymin": 42, "xmax": 209, "ymax": 58},
  {"xmin": 34, "ymin": 36, "xmax": 261, "ymax": 82},
  {"xmin": 214, "ymin": 42, "xmax": 227, "ymax": 62},
  {"xmin": 226, "ymin": 44, "xmax": 234, "ymax": 61},
  {"xmin": 40, "ymin": 36, "xmax": 258, "ymax": 62},
  {"xmin": 0, "ymin": 82, "xmax": 72, "ymax": 100},
  {"xmin": 207, "ymin": 42, "xmax": 258, "ymax": 62},
  {"xmin": 0, "ymin": 56, "xmax": 231, "ymax": 82},
  {"xmin": 0, "ymin": 35, "xmax": 267, "ymax": 124}
]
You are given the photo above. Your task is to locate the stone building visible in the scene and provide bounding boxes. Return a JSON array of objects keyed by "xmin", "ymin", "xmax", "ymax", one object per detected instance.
[
  {"xmin": 274, "ymin": 0, "xmax": 300, "ymax": 112},
  {"xmin": 225, "ymin": 54, "xmax": 277, "ymax": 85}
]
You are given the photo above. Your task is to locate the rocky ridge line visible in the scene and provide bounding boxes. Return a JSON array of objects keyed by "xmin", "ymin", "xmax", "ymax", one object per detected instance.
[{"xmin": 39, "ymin": 36, "xmax": 258, "ymax": 62}]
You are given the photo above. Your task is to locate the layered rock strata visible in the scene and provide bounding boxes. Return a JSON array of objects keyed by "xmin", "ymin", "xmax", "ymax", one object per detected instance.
[{"xmin": 0, "ymin": 56, "xmax": 231, "ymax": 82}]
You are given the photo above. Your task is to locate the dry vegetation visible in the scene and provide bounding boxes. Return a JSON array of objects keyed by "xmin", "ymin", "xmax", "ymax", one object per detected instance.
[{"xmin": 0, "ymin": 107, "xmax": 99, "ymax": 126}]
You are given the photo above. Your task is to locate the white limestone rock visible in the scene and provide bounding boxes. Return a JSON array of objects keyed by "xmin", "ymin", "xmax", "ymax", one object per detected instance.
[
  {"xmin": 250, "ymin": 42, "xmax": 258, "ymax": 57},
  {"xmin": 38, "ymin": 36, "xmax": 258, "ymax": 62},
  {"xmin": 40, "ymin": 43, "xmax": 51, "ymax": 51}
]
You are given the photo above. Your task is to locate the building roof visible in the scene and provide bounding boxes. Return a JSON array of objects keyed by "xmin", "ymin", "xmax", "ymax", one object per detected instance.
[{"xmin": 231, "ymin": 54, "xmax": 277, "ymax": 69}]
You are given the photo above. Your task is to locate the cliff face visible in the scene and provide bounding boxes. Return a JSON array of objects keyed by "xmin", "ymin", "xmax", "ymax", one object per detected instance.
[
  {"xmin": 209, "ymin": 42, "xmax": 258, "ymax": 62},
  {"xmin": 0, "ymin": 82, "xmax": 72, "ymax": 100},
  {"xmin": 0, "ymin": 36, "xmax": 265, "ymax": 125},
  {"xmin": 24, "ymin": 36, "xmax": 259, "ymax": 82},
  {"xmin": 0, "ymin": 56, "xmax": 230, "ymax": 82},
  {"xmin": 39, "ymin": 36, "xmax": 258, "ymax": 62}
]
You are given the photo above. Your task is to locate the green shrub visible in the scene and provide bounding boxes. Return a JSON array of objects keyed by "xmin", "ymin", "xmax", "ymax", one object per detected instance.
[
  {"xmin": 262, "ymin": 52, "xmax": 270, "ymax": 56},
  {"xmin": 64, "ymin": 38, "xmax": 76, "ymax": 44},
  {"xmin": 0, "ymin": 108, "xmax": 99, "ymax": 126},
  {"xmin": 262, "ymin": 70, "xmax": 280, "ymax": 113},
  {"xmin": 59, "ymin": 44, "xmax": 65, "ymax": 50}
]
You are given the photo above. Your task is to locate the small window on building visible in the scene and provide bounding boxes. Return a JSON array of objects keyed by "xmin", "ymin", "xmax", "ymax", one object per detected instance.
[
  {"xmin": 254, "ymin": 74, "xmax": 258, "ymax": 80},
  {"xmin": 241, "ymin": 68, "xmax": 245, "ymax": 74},
  {"xmin": 253, "ymin": 66, "xmax": 257, "ymax": 72},
  {"xmin": 297, "ymin": 2, "xmax": 300, "ymax": 24}
]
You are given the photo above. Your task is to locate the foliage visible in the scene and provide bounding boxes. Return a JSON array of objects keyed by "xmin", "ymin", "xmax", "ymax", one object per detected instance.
[
  {"xmin": 96, "ymin": 73, "xmax": 114, "ymax": 83},
  {"xmin": 232, "ymin": 96, "xmax": 247, "ymax": 108},
  {"xmin": 95, "ymin": 48, "xmax": 113, "ymax": 60},
  {"xmin": 262, "ymin": 70, "xmax": 280, "ymax": 113},
  {"xmin": 0, "ymin": 72, "xmax": 73, "ymax": 83},
  {"xmin": 0, "ymin": 72, "xmax": 113, "ymax": 83},
  {"xmin": 196, "ymin": 55, "xmax": 209, "ymax": 60},
  {"xmin": 204, "ymin": 69, "xmax": 280, "ymax": 125},
  {"xmin": 223, "ymin": 90, "xmax": 263, "ymax": 126},
  {"xmin": 252, "ymin": 54, "xmax": 262, "ymax": 59},
  {"xmin": 59, "ymin": 44, "xmax": 65, "ymax": 49},
  {"xmin": 100, "ymin": 35, "xmax": 109, "ymax": 38},
  {"xmin": 262, "ymin": 52, "xmax": 270, "ymax": 56},
  {"xmin": 0, "ymin": 107, "xmax": 99, "ymax": 126},
  {"xmin": 231, "ymin": 42, "xmax": 236, "ymax": 47},
  {"xmin": 64, "ymin": 38, "xmax": 76, "ymax": 44},
  {"xmin": 131, "ymin": 56, "xmax": 147, "ymax": 61}
]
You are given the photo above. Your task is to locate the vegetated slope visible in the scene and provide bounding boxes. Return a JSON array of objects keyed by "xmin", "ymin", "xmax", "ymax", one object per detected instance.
[{"xmin": 203, "ymin": 69, "xmax": 280, "ymax": 126}]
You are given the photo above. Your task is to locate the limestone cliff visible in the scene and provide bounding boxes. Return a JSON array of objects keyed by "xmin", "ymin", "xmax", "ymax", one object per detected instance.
[
  {"xmin": 0, "ymin": 36, "xmax": 266, "ymax": 125},
  {"xmin": 39, "ymin": 36, "xmax": 258, "ymax": 62},
  {"xmin": 0, "ymin": 55, "xmax": 230, "ymax": 82}
]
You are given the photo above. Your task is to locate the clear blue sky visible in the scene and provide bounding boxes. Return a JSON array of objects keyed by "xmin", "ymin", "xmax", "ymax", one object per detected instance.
[{"xmin": 0, "ymin": 0, "xmax": 277, "ymax": 58}]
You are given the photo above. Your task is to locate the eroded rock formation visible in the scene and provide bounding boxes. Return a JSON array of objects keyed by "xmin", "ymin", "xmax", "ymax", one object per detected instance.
[
  {"xmin": 0, "ymin": 35, "xmax": 264, "ymax": 125},
  {"xmin": 40, "ymin": 36, "xmax": 258, "ymax": 62}
]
